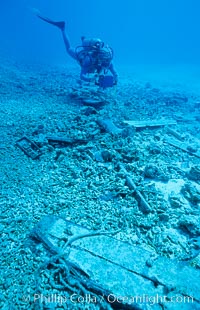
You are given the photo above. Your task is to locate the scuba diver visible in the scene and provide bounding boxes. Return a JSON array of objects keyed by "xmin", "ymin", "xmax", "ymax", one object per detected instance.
[{"xmin": 36, "ymin": 13, "xmax": 118, "ymax": 88}]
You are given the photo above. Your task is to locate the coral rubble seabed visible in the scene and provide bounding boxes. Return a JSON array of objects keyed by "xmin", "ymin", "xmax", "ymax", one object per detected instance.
[{"xmin": 0, "ymin": 62, "xmax": 200, "ymax": 309}]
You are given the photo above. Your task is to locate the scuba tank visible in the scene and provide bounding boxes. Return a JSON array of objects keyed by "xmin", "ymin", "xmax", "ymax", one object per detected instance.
[{"xmin": 75, "ymin": 38, "xmax": 113, "ymax": 72}]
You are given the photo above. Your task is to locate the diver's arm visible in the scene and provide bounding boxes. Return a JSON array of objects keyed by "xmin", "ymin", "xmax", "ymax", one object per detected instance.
[
  {"xmin": 80, "ymin": 57, "xmax": 97, "ymax": 82},
  {"xmin": 80, "ymin": 68, "xmax": 93, "ymax": 82},
  {"xmin": 109, "ymin": 63, "xmax": 118, "ymax": 84}
]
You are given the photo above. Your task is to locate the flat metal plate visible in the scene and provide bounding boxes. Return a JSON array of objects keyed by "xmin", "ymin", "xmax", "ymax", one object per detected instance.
[{"xmin": 30, "ymin": 216, "xmax": 200, "ymax": 309}]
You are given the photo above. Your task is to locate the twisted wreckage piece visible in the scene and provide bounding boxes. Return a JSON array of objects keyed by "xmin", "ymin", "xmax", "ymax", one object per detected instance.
[
  {"xmin": 29, "ymin": 217, "xmax": 136, "ymax": 310},
  {"xmin": 29, "ymin": 216, "xmax": 200, "ymax": 309}
]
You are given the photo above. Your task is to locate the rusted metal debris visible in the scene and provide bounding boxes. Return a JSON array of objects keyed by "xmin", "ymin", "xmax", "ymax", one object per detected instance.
[
  {"xmin": 123, "ymin": 119, "xmax": 177, "ymax": 129},
  {"xmin": 165, "ymin": 126, "xmax": 184, "ymax": 141},
  {"xmin": 46, "ymin": 136, "xmax": 89, "ymax": 146},
  {"xmin": 97, "ymin": 118, "xmax": 122, "ymax": 135},
  {"xmin": 164, "ymin": 136, "xmax": 200, "ymax": 158},
  {"xmin": 16, "ymin": 136, "xmax": 42, "ymax": 159},
  {"xmin": 119, "ymin": 163, "xmax": 152, "ymax": 214}
]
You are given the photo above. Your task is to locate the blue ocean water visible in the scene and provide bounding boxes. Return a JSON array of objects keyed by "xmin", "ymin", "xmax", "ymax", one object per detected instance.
[{"xmin": 1, "ymin": 0, "xmax": 200, "ymax": 66}]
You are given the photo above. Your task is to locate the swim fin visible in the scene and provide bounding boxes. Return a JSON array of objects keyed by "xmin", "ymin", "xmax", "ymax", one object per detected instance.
[{"xmin": 36, "ymin": 13, "xmax": 65, "ymax": 30}]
